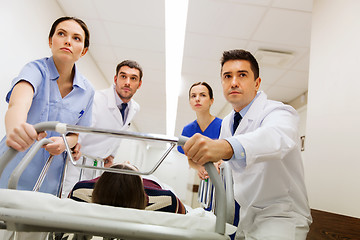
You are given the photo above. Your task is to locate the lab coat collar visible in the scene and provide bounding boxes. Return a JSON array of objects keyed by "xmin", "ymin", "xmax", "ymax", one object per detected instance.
[
  {"xmin": 106, "ymin": 85, "xmax": 139, "ymax": 125},
  {"xmin": 234, "ymin": 91, "xmax": 267, "ymax": 134},
  {"xmin": 244, "ymin": 91, "xmax": 267, "ymax": 120}
]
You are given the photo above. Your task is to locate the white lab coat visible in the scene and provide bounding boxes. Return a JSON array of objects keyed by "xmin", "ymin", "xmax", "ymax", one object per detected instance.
[
  {"xmin": 62, "ymin": 85, "xmax": 140, "ymax": 197},
  {"xmin": 220, "ymin": 91, "xmax": 312, "ymax": 239}
]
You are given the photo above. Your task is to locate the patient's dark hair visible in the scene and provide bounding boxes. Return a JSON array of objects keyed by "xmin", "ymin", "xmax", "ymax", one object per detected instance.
[{"xmin": 92, "ymin": 164, "xmax": 147, "ymax": 209}]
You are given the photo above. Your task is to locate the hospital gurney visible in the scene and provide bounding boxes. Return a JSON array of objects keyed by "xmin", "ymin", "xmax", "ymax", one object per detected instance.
[{"xmin": 0, "ymin": 122, "xmax": 236, "ymax": 240}]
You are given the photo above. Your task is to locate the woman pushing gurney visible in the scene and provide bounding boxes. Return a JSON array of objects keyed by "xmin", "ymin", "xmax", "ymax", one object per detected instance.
[{"xmin": 0, "ymin": 16, "xmax": 94, "ymax": 196}]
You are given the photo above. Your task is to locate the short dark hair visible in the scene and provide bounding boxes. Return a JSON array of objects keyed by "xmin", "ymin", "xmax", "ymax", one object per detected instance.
[
  {"xmin": 220, "ymin": 49, "xmax": 259, "ymax": 80},
  {"xmin": 92, "ymin": 164, "xmax": 147, "ymax": 209},
  {"xmin": 49, "ymin": 16, "xmax": 90, "ymax": 49},
  {"xmin": 116, "ymin": 60, "xmax": 143, "ymax": 80},
  {"xmin": 189, "ymin": 82, "xmax": 214, "ymax": 99}
]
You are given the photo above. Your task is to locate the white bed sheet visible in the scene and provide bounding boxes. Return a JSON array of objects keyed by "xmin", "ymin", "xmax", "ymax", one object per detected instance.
[{"xmin": 0, "ymin": 189, "xmax": 236, "ymax": 236}]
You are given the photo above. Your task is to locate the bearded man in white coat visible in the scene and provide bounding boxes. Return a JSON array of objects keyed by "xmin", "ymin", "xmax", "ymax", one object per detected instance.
[
  {"xmin": 62, "ymin": 60, "xmax": 142, "ymax": 197},
  {"xmin": 183, "ymin": 49, "xmax": 312, "ymax": 239}
]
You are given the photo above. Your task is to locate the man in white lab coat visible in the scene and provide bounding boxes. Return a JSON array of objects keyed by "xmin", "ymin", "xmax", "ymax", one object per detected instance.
[
  {"xmin": 62, "ymin": 60, "xmax": 142, "ymax": 197},
  {"xmin": 183, "ymin": 49, "xmax": 312, "ymax": 239}
]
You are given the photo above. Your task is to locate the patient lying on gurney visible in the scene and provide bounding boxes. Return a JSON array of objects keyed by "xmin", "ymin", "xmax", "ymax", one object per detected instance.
[{"xmin": 68, "ymin": 163, "xmax": 186, "ymax": 214}]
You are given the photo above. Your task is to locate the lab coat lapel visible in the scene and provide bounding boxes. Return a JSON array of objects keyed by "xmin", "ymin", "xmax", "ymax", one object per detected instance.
[
  {"xmin": 123, "ymin": 100, "xmax": 133, "ymax": 128},
  {"xmin": 106, "ymin": 88, "xmax": 123, "ymax": 125},
  {"xmin": 220, "ymin": 114, "xmax": 232, "ymax": 138},
  {"xmin": 121, "ymin": 99, "xmax": 140, "ymax": 129},
  {"xmin": 234, "ymin": 91, "xmax": 266, "ymax": 135}
]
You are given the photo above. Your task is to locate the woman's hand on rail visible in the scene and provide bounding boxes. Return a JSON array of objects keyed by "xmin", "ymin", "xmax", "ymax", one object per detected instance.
[
  {"xmin": 103, "ymin": 155, "xmax": 114, "ymax": 168},
  {"xmin": 71, "ymin": 143, "xmax": 82, "ymax": 161},
  {"xmin": 188, "ymin": 157, "xmax": 209, "ymax": 180},
  {"xmin": 197, "ymin": 166, "xmax": 209, "ymax": 180},
  {"xmin": 214, "ymin": 160, "xmax": 223, "ymax": 174},
  {"xmin": 42, "ymin": 136, "xmax": 65, "ymax": 156},
  {"xmin": 5, "ymin": 122, "xmax": 46, "ymax": 151}
]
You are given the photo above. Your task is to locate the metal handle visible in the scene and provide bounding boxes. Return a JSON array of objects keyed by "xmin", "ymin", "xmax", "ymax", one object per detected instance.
[
  {"xmin": 7, "ymin": 138, "xmax": 53, "ymax": 189},
  {"xmin": 1, "ymin": 122, "xmax": 188, "ymax": 178},
  {"xmin": 204, "ymin": 163, "xmax": 227, "ymax": 235},
  {"xmin": 0, "ymin": 122, "xmax": 60, "ymax": 179},
  {"xmin": 58, "ymin": 124, "xmax": 190, "ymax": 176}
]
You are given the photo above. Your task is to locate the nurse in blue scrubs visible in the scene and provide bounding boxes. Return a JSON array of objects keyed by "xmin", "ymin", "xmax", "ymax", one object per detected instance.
[
  {"xmin": 178, "ymin": 82, "xmax": 240, "ymax": 237},
  {"xmin": 178, "ymin": 82, "xmax": 222, "ymax": 180},
  {"xmin": 0, "ymin": 17, "xmax": 94, "ymax": 195}
]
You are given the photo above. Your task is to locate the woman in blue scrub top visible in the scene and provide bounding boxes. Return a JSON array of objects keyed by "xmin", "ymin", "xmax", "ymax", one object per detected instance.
[
  {"xmin": 0, "ymin": 17, "xmax": 94, "ymax": 196},
  {"xmin": 179, "ymin": 82, "xmax": 240, "ymax": 236},
  {"xmin": 178, "ymin": 82, "xmax": 222, "ymax": 180}
]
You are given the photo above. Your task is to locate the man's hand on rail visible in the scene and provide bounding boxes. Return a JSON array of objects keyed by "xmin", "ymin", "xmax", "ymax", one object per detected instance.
[
  {"xmin": 183, "ymin": 133, "xmax": 233, "ymax": 166},
  {"xmin": 5, "ymin": 122, "xmax": 46, "ymax": 152}
]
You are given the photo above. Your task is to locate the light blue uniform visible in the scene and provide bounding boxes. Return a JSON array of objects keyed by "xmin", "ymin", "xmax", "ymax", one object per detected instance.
[{"xmin": 0, "ymin": 57, "xmax": 94, "ymax": 195}]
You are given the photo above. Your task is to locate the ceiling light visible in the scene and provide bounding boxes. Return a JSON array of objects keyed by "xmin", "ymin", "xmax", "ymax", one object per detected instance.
[{"xmin": 165, "ymin": 0, "xmax": 189, "ymax": 136}]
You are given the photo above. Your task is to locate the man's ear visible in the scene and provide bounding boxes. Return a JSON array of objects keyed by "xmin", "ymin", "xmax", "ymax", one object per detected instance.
[
  {"xmin": 255, "ymin": 77, "xmax": 261, "ymax": 91},
  {"xmin": 137, "ymin": 80, "xmax": 142, "ymax": 89}
]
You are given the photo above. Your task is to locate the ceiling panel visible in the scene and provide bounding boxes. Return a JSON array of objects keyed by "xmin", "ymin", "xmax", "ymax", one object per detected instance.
[
  {"xmin": 186, "ymin": 0, "xmax": 267, "ymax": 39},
  {"xmin": 272, "ymin": 0, "xmax": 313, "ymax": 12},
  {"xmin": 104, "ymin": 22, "xmax": 165, "ymax": 51},
  {"xmin": 184, "ymin": 33, "xmax": 248, "ymax": 61},
  {"xmin": 266, "ymin": 85, "xmax": 307, "ymax": 103},
  {"xmin": 252, "ymin": 8, "xmax": 312, "ymax": 47},
  {"xmin": 112, "ymin": 48, "xmax": 165, "ymax": 72},
  {"xmin": 226, "ymin": 0, "xmax": 272, "ymax": 6},
  {"xmin": 291, "ymin": 52, "xmax": 310, "ymax": 71},
  {"xmin": 276, "ymin": 70, "xmax": 309, "ymax": 89},
  {"xmin": 259, "ymin": 66, "xmax": 287, "ymax": 86},
  {"xmin": 94, "ymin": 0, "xmax": 165, "ymax": 28},
  {"xmin": 83, "ymin": 19, "xmax": 112, "ymax": 45},
  {"xmin": 89, "ymin": 44, "xmax": 118, "ymax": 65},
  {"xmin": 57, "ymin": 0, "xmax": 99, "ymax": 18}
]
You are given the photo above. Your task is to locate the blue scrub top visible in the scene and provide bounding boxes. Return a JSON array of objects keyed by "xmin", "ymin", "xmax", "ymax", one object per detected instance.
[
  {"xmin": 0, "ymin": 57, "xmax": 94, "ymax": 195},
  {"xmin": 178, "ymin": 117, "xmax": 222, "ymax": 154}
]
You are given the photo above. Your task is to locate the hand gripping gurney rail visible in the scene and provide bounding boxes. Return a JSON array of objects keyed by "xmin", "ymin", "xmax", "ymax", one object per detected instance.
[{"xmin": 0, "ymin": 121, "xmax": 236, "ymax": 240}]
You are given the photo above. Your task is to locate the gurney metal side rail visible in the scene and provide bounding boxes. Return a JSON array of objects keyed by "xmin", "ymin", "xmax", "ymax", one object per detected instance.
[{"xmin": 0, "ymin": 121, "xmax": 227, "ymax": 236}]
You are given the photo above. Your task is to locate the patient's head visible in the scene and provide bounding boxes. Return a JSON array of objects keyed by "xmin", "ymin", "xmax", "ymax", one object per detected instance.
[{"xmin": 92, "ymin": 163, "xmax": 147, "ymax": 209}]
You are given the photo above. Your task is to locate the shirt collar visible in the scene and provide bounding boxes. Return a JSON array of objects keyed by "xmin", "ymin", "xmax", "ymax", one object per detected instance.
[
  {"xmin": 46, "ymin": 56, "xmax": 86, "ymax": 90},
  {"xmin": 113, "ymin": 84, "xmax": 131, "ymax": 109},
  {"xmin": 234, "ymin": 91, "xmax": 260, "ymax": 117},
  {"xmin": 47, "ymin": 56, "xmax": 59, "ymax": 81}
]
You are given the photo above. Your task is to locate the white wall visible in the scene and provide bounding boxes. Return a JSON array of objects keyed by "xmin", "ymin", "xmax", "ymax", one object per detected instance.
[
  {"xmin": 304, "ymin": 0, "xmax": 360, "ymax": 218},
  {"xmin": 297, "ymin": 105, "xmax": 307, "ymax": 160},
  {"xmin": 0, "ymin": 0, "xmax": 108, "ymax": 137}
]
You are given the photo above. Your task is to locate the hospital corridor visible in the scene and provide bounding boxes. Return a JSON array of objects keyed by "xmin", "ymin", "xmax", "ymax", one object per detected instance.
[{"xmin": 0, "ymin": 0, "xmax": 359, "ymax": 239}]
